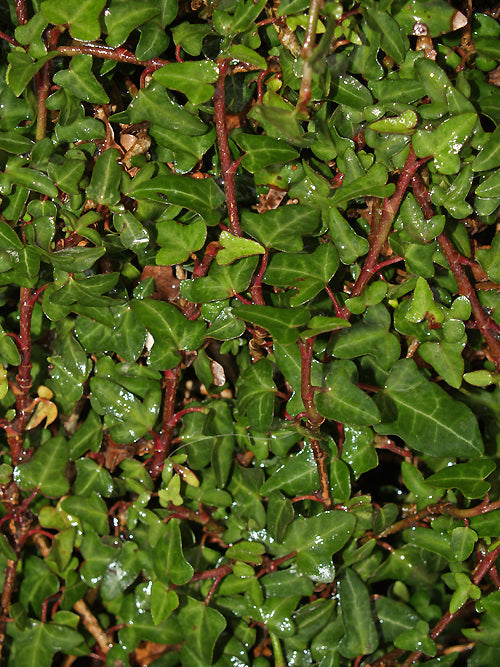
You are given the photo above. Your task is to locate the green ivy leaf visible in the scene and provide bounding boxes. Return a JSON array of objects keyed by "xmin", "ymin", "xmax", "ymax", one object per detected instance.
[
  {"xmin": 15, "ymin": 436, "xmax": 69, "ymax": 497},
  {"xmin": 178, "ymin": 597, "xmax": 226, "ymax": 666},
  {"xmin": 104, "ymin": 0, "xmax": 159, "ymax": 46},
  {"xmin": 412, "ymin": 113, "xmax": 477, "ymax": 174},
  {"xmin": 86, "ymin": 148, "xmax": 123, "ymax": 205},
  {"xmin": 263, "ymin": 242, "xmax": 340, "ymax": 306},
  {"xmin": 241, "ymin": 205, "xmax": 320, "ymax": 252},
  {"xmin": 315, "ymin": 360, "xmax": 381, "ymax": 426},
  {"xmin": 41, "ymin": 0, "xmax": 106, "ymax": 40},
  {"xmin": 53, "ymin": 55, "xmax": 109, "ymax": 104},
  {"xmin": 154, "ymin": 61, "xmax": 219, "ymax": 104},
  {"xmin": 236, "ymin": 358, "xmax": 276, "ymax": 431},
  {"xmin": 272, "ymin": 511, "xmax": 356, "ymax": 582},
  {"xmin": 260, "ymin": 442, "xmax": 319, "ymax": 496},
  {"xmin": 375, "ymin": 359, "xmax": 484, "ymax": 458},
  {"xmin": 338, "ymin": 568, "xmax": 379, "ymax": 658},
  {"xmin": 153, "ymin": 519, "xmax": 194, "ymax": 585},
  {"xmin": 426, "ymin": 460, "xmax": 495, "ymax": 499}
]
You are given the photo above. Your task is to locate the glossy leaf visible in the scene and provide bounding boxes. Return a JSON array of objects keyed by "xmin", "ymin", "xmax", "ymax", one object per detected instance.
[
  {"xmin": 40, "ymin": 0, "xmax": 106, "ymax": 40},
  {"xmin": 272, "ymin": 511, "xmax": 356, "ymax": 582},
  {"xmin": 338, "ymin": 568, "xmax": 379, "ymax": 658},
  {"xmin": 426, "ymin": 460, "xmax": 495, "ymax": 499},
  {"xmin": 181, "ymin": 256, "xmax": 258, "ymax": 302},
  {"xmin": 154, "ymin": 61, "xmax": 218, "ymax": 104},
  {"xmin": 86, "ymin": 148, "xmax": 122, "ymax": 205},
  {"xmin": 315, "ymin": 360, "xmax": 381, "ymax": 426},
  {"xmin": 241, "ymin": 205, "xmax": 320, "ymax": 252},
  {"xmin": 412, "ymin": 113, "xmax": 477, "ymax": 174},
  {"xmin": 178, "ymin": 597, "xmax": 226, "ymax": 666},
  {"xmin": 15, "ymin": 436, "xmax": 69, "ymax": 497},
  {"xmin": 375, "ymin": 359, "xmax": 483, "ymax": 458},
  {"xmin": 156, "ymin": 217, "xmax": 206, "ymax": 264},
  {"xmin": 233, "ymin": 304, "xmax": 309, "ymax": 344},
  {"xmin": 104, "ymin": 0, "xmax": 159, "ymax": 46},
  {"xmin": 153, "ymin": 519, "xmax": 194, "ymax": 585},
  {"xmin": 263, "ymin": 242, "xmax": 340, "ymax": 306},
  {"xmin": 236, "ymin": 359, "xmax": 276, "ymax": 431},
  {"xmin": 260, "ymin": 442, "xmax": 319, "ymax": 496},
  {"xmin": 130, "ymin": 174, "xmax": 224, "ymax": 225}
]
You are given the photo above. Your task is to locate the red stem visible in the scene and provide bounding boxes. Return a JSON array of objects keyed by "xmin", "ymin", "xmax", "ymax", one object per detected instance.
[
  {"xmin": 411, "ymin": 174, "xmax": 500, "ymax": 369},
  {"xmin": 167, "ymin": 406, "xmax": 207, "ymax": 427},
  {"xmin": 402, "ymin": 545, "xmax": 500, "ymax": 666},
  {"xmin": 250, "ymin": 249, "xmax": 269, "ymax": 305},
  {"xmin": 325, "ymin": 285, "xmax": 349, "ymax": 319},
  {"xmin": 149, "ymin": 365, "xmax": 181, "ymax": 478},
  {"xmin": 350, "ymin": 146, "xmax": 420, "ymax": 299},
  {"xmin": 15, "ymin": 0, "xmax": 27, "ymax": 25},
  {"xmin": 214, "ymin": 59, "xmax": 243, "ymax": 237},
  {"xmin": 57, "ymin": 44, "xmax": 165, "ymax": 68},
  {"xmin": 0, "ymin": 31, "xmax": 20, "ymax": 47},
  {"xmin": 298, "ymin": 337, "xmax": 324, "ymax": 429}
]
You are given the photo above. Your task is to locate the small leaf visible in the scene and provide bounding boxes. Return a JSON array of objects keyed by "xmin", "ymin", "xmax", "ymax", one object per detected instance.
[
  {"xmin": 425, "ymin": 459, "xmax": 495, "ymax": 499},
  {"xmin": 315, "ymin": 361, "xmax": 380, "ymax": 426},
  {"xmin": 154, "ymin": 61, "xmax": 219, "ymax": 104},
  {"xmin": 260, "ymin": 442, "xmax": 319, "ymax": 496},
  {"xmin": 216, "ymin": 231, "xmax": 264, "ymax": 265},
  {"xmin": 375, "ymin": 359, "xmax": 484, "ymax": 458},
  {"xmin": 151, "ymin": 583, "xmax": 178, "ymax": 625},
  {"xmin": 41, "ymin": 0, "xmax": 106, "ymax": 40},
  {"xmin": 412, "ymin": 113, "xmax": 477, "ymax": 174},
  {"xmin": 153, "ymin": 519, "xmax": 194, "ymax": 585},
  {"xmin": 86, "ymin": 148, "xmax": 122, "ymax": 205},
  {"xmin": 237, "ymin": 358, "xmax": 277, "ymax": 431},
  {"xmin": 241, "ymin": 205, "xmax": 320, "ymax": 252},
  {"xmin": 272, "ymin": 511, "xmax": 356, "ymax": 582},
  {"xmin": 130, "ymin": 174, "xmax": 224, "ymax": 226},
  {"xmin": 15, "ymin": 436, "xmax": 69, "ymax": 497},
  {"xmin": 53, "ymin": 55, "xmax": 109, "ymax": 104},
  {"xmin": 178, "ymin": 597, "xmax": 226, "ymax": 665},
  {"xmin": 338, "ymin": 568, "xmax": 379, "ymax": 658},
  {"xmin": 156, "ymin": 217, "xmax": 206, "ymax": 265}
]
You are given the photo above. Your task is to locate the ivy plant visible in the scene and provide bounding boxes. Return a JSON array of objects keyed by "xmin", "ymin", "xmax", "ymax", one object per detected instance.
[{"xmin": 1, "ymin": 0, "xmax": 500, "ymax": 665}]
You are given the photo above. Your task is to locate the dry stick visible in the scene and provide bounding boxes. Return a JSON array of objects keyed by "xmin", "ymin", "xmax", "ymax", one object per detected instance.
[
  {"xmin": 411, "ymin": 174, "xmax": 500, "ymax": 369},
  {"xmin": 350, "ymin": 146, "xmax": 421, "ymax": 299},
  {"xmin": 297, "ymin": 0, "xmax": 323, "ymax": 114},
  {"xmin": 402, "ymin": 544, "xmax": 500, "ymax": 667},
  {"xmin": 149, "ymin": 365, "xmax": 181, "ymax": 479},
  {"xmin": 214, "ymin": 59, "xmax": 243, "ymax": 237}
]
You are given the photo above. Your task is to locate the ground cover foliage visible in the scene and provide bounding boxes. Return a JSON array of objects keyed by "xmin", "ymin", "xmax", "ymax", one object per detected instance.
[{"xmin": 0, "ymin": 0, "xmax": 500, "ymax": 664}]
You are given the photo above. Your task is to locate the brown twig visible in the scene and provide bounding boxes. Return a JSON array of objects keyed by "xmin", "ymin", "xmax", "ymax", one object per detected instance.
[{"xmin": 214, "ymin": 59, "xmax": 243, "ymax": 237}]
